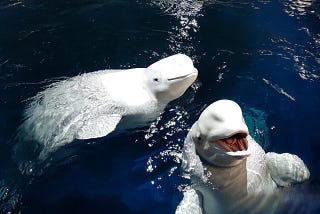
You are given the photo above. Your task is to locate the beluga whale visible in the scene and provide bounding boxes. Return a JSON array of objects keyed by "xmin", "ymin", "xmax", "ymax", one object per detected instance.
[
  {"xmin": 16, "ymin": 54, "xmax": 198, "ymax": 159},
  {"xmin": 176, "ymin": 100, "xmax": 310, "ymax": 214}
]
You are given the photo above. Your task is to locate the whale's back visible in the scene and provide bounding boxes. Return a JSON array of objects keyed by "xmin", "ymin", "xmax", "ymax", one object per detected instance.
[{"xmin": 16, "ymin": 72, "xmax": 124, "ymax": 157}]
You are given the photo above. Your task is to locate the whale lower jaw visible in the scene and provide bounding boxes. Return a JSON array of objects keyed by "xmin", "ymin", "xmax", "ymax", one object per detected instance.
[{"xmin": 226, "ymin": 150, "xmax": 250, "ymax": 158}]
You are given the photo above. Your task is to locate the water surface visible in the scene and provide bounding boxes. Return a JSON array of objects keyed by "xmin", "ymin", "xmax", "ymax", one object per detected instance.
[{"xmin": 0, "ymin": 0, "xmax": 319, "ymax": 213}]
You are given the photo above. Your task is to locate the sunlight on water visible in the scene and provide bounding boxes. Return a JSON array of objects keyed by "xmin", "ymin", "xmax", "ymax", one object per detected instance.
[
  {"xmin": 0, "ymin": 0, "xmax": 319, "ymax": 213},
  {"xmin": 143, "ymin": 80, "xmax": 200, "ymax": 144},
  {"xmin": 270, "ymin": 36, "xmax": 320, "ymax": 81},
  {"xmin": 0, "ymin": 1, "xmax": 24, "ymax": 10},
  {"xmin": 150, "ymin": 0, "xmax": 203, "ymax": 56},
  {"xmin": 284, "ymin": 0, "xmax": 317, "ymax": 17},
  {"xmin": 282, "ymin": 0, "xmax": 320, "ymax": 81},
  {"xmin": 128, "ymin": 81, "xmax": 202, "ymax": 206},
  {"xmin": 262, "ymin": 78, "xmax": 296, "ymax": 101}
]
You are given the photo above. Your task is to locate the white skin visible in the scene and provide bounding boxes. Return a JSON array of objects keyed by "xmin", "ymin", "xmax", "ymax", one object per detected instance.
[
  {"xmin": 15, "ymin": 54, "xmax": 198, "ymax": 160},
  {"xmin": 100, "ymin": 54, "xmax": 198, "ymax": 108},
  {"xmin": 176, "ymin": 100, "xmax": 310, "ymax": 214}
]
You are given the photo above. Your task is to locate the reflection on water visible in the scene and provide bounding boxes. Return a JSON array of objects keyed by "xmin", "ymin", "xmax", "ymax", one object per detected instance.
[
  {"xmin": 0, "ymin": 0, "xmax": 320, "ymax": 213},
  {"xmin": 281, "ymin": 0, "xmax": 320, "ymax": 81},
  {"xmin": 269, "ymin": 36, "xmax": 320, "ymax": 81},
  {"xmin": 262, "ymin": 78, "xmax": 296, "ymax": 101},
  {"xmin": 150, "ymin": 0, "xmax": 203, "ymax": 55},
  {"xmin": 142, "ymin": 82, "xmax": 200, "ymax": 173},
  {"xmin": 283, "ymin": 0, "xmax": 318, "ymax": 17},
  {"xmin": 0, "ymin": 1, "xmax": 24, "ymax": 10}
]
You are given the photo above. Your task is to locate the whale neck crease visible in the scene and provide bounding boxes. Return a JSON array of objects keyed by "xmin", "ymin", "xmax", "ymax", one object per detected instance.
[{"xmin": 99, "ymin": 68, "xmax": 155, "ymax": 106}]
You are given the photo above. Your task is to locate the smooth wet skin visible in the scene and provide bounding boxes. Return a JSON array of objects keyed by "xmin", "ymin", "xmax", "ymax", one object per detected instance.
[
  {"xmin": 15, "ymin": 54, "xmax": 198, "ymax": 160},
  {"xmin": 177, "ymin": 100, "xmax": 310, "ymax": 214}
]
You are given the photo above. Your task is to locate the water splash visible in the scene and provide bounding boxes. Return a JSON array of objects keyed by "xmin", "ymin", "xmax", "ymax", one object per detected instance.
[{"xmin": 138, "ymin": 94, "xmax": 201, "ymax": 194}]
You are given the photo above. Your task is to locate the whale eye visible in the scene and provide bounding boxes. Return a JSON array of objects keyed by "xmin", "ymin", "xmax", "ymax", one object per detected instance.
[{"xmin": 153, "ymin": 78, "xmax": 159, "ymax": 82}]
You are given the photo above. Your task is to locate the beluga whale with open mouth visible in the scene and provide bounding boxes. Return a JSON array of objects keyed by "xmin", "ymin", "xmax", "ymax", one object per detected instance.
[
  {"xmin": 176, "ymin": 99, "xmax": 310, "ymax": 214},
  {"xmin": 16, "ymin": 54, "xmax": 198, "ymax": 159}
]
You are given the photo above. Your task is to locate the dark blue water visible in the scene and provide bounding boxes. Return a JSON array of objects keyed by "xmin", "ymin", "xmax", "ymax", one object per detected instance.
[{"xmin": 1, "ymin": 0, "xmax": 319, "ymax": 213}]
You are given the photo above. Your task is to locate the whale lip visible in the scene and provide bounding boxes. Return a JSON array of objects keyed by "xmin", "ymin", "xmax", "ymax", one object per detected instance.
[
  {"xmin": 226, "ymin": 149, "xmax": 250, "ymax": 158},
  {"xmin": 167, "ymin": 70, "xmax": 198, "ymax": 81}
]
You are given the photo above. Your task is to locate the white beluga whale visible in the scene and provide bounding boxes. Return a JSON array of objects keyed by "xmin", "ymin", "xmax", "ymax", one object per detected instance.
[
  {"xmin": 176, "ymin": 99, "xmax": 310, "ymax": 214},
  {"xmin": 16, "ymin": 54, "xmax": 198, "ymax": 159}
]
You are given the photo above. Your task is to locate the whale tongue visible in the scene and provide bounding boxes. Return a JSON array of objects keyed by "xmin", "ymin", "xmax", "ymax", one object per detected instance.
[{"xmin": 214, "ymin": 133, "xmax": 248, "ymax": 152}]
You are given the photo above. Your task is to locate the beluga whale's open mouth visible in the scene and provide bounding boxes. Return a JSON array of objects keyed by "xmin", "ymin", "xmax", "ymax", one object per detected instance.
[
  {"xmin": 214, "ymin": 133, "xmax": 248, "ymax": 152},
  {"xmin": 192, "ymin": 100, "xmax": 252, "ymax": 166},
  {"xmin": 212, "ymin": 133, "xmax": 250, "ymax": 159}
]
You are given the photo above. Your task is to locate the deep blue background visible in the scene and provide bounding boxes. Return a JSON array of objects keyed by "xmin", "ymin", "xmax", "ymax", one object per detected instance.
[{"xmin": 0, "ymin": 0, "xmax": 319, "ymax": 213}]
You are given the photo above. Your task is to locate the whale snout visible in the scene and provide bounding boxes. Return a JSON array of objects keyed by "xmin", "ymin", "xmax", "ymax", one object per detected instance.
[
  {"xmin": 147, "ymin": 54, "xmax": 198, "ymax": 101},
  {"xmin": 167, "ymin": 67, "xmax": 198, "ymax": 81}
]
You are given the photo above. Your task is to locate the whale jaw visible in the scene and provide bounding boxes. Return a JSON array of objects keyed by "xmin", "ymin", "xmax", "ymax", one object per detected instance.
[{"xmin": 158, "ymin": 70, "xmax": 198, "ymax": 101}]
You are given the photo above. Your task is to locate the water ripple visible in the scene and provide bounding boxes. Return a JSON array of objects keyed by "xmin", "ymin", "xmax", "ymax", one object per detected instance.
[
  {"xmin": 263, "ymin": 78, "xmax": 296, "ymax": 101},
  {"xmin": 270, "ymin": 36, "xmax": 320, "ymax": 81},
  {"xmin": 0, "ymin": 0, "xmax": 24, "ymax": 10},
  {"xmin": 150, "ymin": 0, "xmax": 203, "ymax": 55},
  {"xmin": 283, "ymin": 0, "xmax": 319, "ymax": 18}
]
